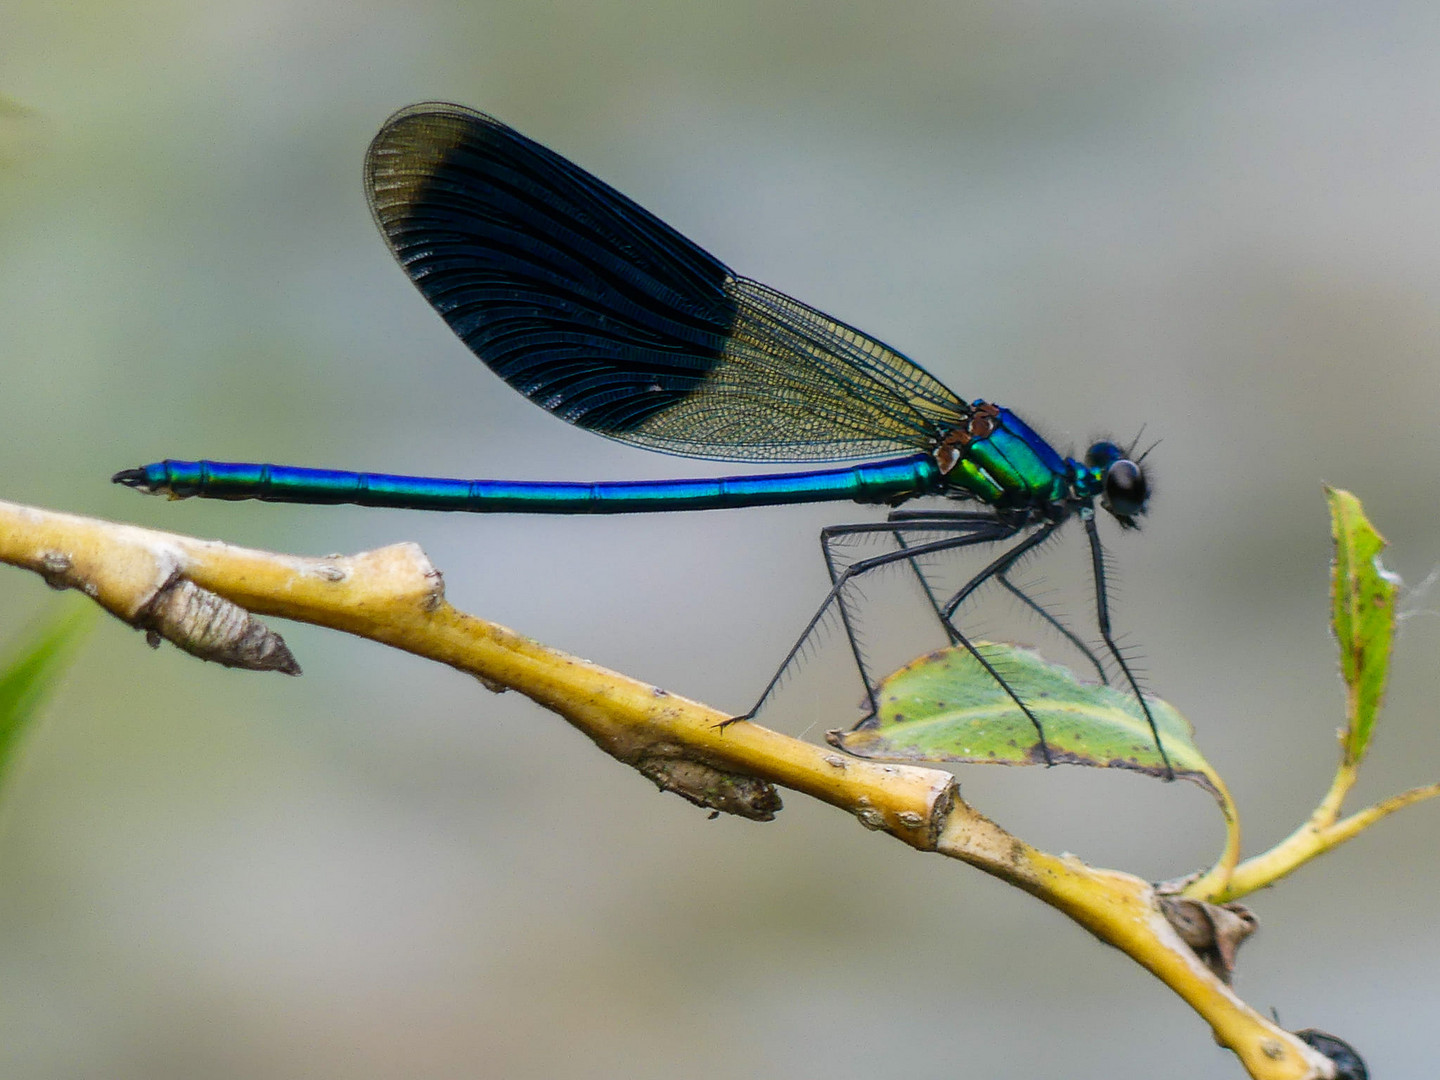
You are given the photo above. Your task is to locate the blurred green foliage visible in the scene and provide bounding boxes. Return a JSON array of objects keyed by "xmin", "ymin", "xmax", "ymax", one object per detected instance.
[{"xmin": 0, "ymin": 600, "xmax": 94, "ymax": 789}]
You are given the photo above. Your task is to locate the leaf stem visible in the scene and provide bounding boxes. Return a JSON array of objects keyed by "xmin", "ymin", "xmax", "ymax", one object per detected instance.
[{"xmin": 1219, "ymin": 778, "xmax": 1440, "ymax": 901}]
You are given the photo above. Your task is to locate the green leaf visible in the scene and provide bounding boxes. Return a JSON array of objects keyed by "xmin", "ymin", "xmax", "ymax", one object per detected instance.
[
  {"xmin": 831, "ymin": 642, "xmax": 1222, "ymax": 799},
  {"xmin": 1326, "ymin": 487, "xmax": 1398, "ymax": 766},
  {"xmin": 0, "ymin": 601, "xmax": 95, "ymax": 783}
]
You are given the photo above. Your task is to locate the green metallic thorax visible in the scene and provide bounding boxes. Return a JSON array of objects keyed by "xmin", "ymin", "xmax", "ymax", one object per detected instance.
[{"xmin": 939, "ymin": 404, "xmax": 1076, "ymax": 509}]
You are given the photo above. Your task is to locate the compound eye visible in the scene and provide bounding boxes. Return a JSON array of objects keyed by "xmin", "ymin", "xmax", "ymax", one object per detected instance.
[
  {"xmin": 1102, "ymin": 459, "xmax": 1148, "ymax": 520},
  {"xmin": 1085, "ymin": 441, "xmax": 1125, "ymax": 469}
]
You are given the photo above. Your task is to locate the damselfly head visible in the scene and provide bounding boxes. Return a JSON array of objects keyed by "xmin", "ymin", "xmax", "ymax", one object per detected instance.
[{"xmin": 1085, "ymin": 441, "xmax": 1150, "ymax": 527}]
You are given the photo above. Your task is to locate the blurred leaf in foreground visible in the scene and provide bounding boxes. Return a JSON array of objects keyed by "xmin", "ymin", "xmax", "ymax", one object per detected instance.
[
  {"xmin": 1326, "ymin": 487, "xmax": 1398, "ymax": 767},
  {"xmin": 0, "ymin": 600, "xmax": 95, "ymax": 786},
  {"xmin": 832, "ymin": 642, "xmax": 1222, "ymax": 800}
]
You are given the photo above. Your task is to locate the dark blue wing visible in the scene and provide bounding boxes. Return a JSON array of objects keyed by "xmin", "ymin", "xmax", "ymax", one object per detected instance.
[{"xmin": 365, "ymin": 103, "xmax": 967, "ymax": 462}]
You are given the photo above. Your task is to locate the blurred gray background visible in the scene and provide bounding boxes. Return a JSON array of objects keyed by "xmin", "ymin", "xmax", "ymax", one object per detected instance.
[{"xmin": 2, "ymin": 2, "xmax": 1439, "ymax": 1077}]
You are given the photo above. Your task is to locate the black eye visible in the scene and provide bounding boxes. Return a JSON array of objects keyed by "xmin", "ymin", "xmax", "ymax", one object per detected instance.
[
  {"xmin": 1102, "ymin": 459, "xmax": 1148, "ymax": 521},
  {"xmin": 1086, "ymin": 441, "xmax": 1125, "ymax": 469}
]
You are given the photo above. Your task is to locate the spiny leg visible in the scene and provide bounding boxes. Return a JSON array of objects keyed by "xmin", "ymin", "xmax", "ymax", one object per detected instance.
[
  {"xmin": 827, "ymin": 511, "xmax": 1017, "ymax": 708},
  {"xmin": 1082, "ymin": 511, "xmax": 1174, "ymax": 779},
  {"xmin": 817, "ymin": 512, "xmax": 1012, "ymax": 705},
  {"xmin": 996, "ymin": 572, "xmax": 1109, "ymax": 683},
  {"xmin": 820, "ymin": 524, "xmax": 873, "ymax": 715},
  {"xmin": 935, "ymin": 519, "xmax": 1066, "ymax": 763},
  {"xmin": 728, "ymin": 517, "xmax": 1019, "ymax": 725},
  {"xmin": 886, "ymin": 508, "xmax": 1023, "ymax": 646},
  {"xmin": 890, "ymin": 525, "xmax": 963, "ymax": 648},
  {"xmin": 887, "ymin": 510, "xmax": 1107, "ymax": 678}
]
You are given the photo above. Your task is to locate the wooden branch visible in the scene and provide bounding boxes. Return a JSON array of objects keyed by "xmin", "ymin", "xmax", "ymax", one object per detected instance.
[{"xmin": 0, "ymin": 498, "xmax": 1336, "ymax": 1079}]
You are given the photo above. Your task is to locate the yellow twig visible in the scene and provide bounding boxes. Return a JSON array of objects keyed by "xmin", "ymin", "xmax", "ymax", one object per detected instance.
[
  {"xmin": 0, "ymin": 498, "xmax": 1336, "ymax": 1079},
  {"xmin": 1181, "ymin": 769, "xmax": 1242, "ymax": 901},
  {"xmin": 1206, "ymin": 705, "xmax": 1438, "ymax": 902},
  {"xmin": 1220, "ymin": 780, "xmax": 1440, "ymax": 901}
]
